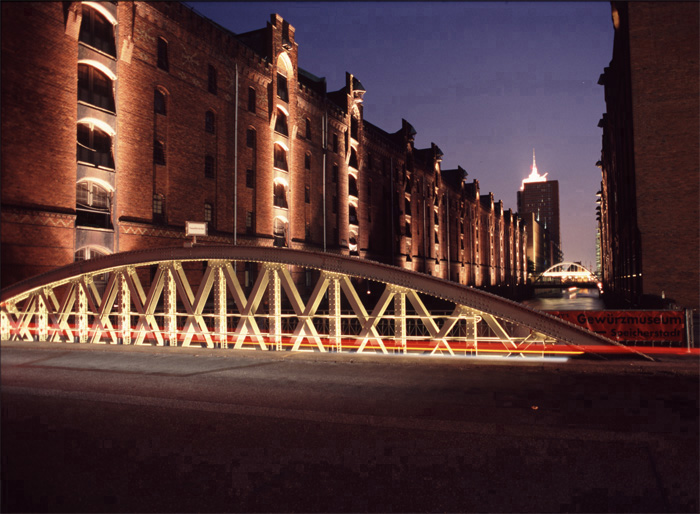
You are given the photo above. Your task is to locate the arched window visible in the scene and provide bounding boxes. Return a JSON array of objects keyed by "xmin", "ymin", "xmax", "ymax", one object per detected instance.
[
  {"xmin": 153, "ymin": 193, "xmax": 165, "ymax": 223},
  {"xmin": 273, "ymin": 143, "xmax": 288, "ymax": 171},
  {"xmin": 79, "ymin": 5, "xmax": 116, "ymax": 57},
  {"xmin": 348, "ymin": 174, "xmax": 358, "ymax": 198},
  {"xmin": 349, "ymin": 203, "xmax": 359, "ymax": 225},
  {"xmin": 248, "ymin": 87, "xmax": 256, "ymax": 113},
  {"xmin": 305, "ymin": 153, "xmax": 311, "ymax": 171},
  {"xmin": 351, "ymin": 116, "xmax": 359, "ymax": 141},
  {"xmin": 205, "ymin": 110, "xmax": 215, "ymax": 133},
  {"xmin": 78, "ymin": 63, "xmax": 115, "ymax": 112},
  {"xmin": 205, "ymin": 155, "xmax": 215, "ymax": 178},
  {"xmin": 157, "ymin": 37, "xmax": 169, "ymax": 71},
  {"xmin": 276, "ymin": 56, "xmax": 289, "ymax": 102},
  {"xmin": 76, "ymin": 181, "xmax": 112, "ymax": 229},
  {"xmin": 154, "ymin": 88, "xmax": 167, "ymax": 115},
  {"xmin": 273, "ymin": 181, "xmax": 288, "ymax": 209},
  {"xmin": 273, "ymin": 217, "xmax": 288, "ymax": 247},
  {"xmin": 274, "ymin": 107, "xmax": 288, "ymax": 136},
  {"xmin": 77, "ymin": 122, "xmax": 114, "ymax": 169},
  {"xmin": 349, "ymin": 232, "xmax": 358, "ymax": 255},
  {"xmin": 349, "ymin": 148, "xmax": 358, "ymax": 169},
  {"xmin": 305, "ymin": 118, "xmax": 312, "ymax": 140}
]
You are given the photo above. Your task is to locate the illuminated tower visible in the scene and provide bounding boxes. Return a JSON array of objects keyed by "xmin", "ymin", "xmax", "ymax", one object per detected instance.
[{"xmin": 517, "ymin": 150, "xmax": 561, "ymax": 268}]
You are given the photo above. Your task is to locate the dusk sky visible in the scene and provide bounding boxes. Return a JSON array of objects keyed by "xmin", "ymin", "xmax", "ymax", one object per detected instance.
[{"xmin": 189, "ymin": 2, "xmax": 615, "ymax": 270}]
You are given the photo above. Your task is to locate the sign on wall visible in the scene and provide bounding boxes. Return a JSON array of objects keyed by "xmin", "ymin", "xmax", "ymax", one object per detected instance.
[{"xmin": 548, "ymin": 310, "xmax": 686, "ymax": 343}]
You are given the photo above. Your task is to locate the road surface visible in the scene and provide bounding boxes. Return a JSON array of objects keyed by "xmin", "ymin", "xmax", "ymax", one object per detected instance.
[{"xmin": 2, "ymin": 341, "xmax": 698, "ymax": 512}]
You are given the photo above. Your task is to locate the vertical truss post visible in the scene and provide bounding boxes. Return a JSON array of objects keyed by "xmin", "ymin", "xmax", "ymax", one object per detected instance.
[
  {"xmin": 1, "ymin": 307, "xmax": 10, "ymax": 341},
  {"xmin": 267, "ymin": 264, "xmax": 282, "ymax": 351},
  {"xmin": 77, "ymin": 280, "xmax": 88, "ymax": 343},
  {"xmin": 213, "ymin": 263, "xmax": 228, "ymax": 348},
  {"xmin": 393, "ymin": 289, "xmax": 407, "ymax": 354},
  {"xmin": 466, "ymin": 315, "xmax": 479, "ymax": 355},
  {"xmin": 163, "ymin": 264, "xmax": 178, "ymax": 346},
  {"xmin": 36, "ymin": 292, "xmax": 48, "ymax": 342},
  {"xmin": 328, "ymin": 275, "xmax": 342, "ymax": 352},
  {"xmin": 118, "ymin": 271, "xmax": 131, "ymax": 345}
]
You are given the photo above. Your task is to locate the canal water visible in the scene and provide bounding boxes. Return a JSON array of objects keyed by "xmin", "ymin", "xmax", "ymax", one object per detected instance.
[{"xmin": 521, "ymin": 287, "xmax": 605, "ymax": 311}]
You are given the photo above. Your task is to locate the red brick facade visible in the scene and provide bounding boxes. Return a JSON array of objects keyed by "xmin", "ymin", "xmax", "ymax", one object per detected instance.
[
  {"xmin": 598, "ymin": 2, "xmax": 699, "ymax": 310},
  {"xmin": 1, "ymin": 2, "xmax": 527, "ymax": 290}
]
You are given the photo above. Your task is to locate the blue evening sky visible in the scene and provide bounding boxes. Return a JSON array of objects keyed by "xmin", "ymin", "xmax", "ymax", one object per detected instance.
[{"xmin": 188, "ymin": 2, "xmax": 615, "ymax": 269}]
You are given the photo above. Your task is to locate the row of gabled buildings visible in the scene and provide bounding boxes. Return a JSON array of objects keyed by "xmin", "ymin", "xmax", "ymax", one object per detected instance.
[{"xmin": 1, "ymin": 1, "xmax": 528, "ymax": 292}]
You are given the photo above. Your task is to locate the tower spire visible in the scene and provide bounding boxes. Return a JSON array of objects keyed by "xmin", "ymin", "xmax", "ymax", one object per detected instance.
[{"xmin": 532, "ymin": 149, "xmax": 536, "ymax": 172}]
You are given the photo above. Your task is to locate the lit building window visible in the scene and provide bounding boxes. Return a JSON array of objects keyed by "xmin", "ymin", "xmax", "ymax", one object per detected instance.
[
  {"xmin": 78, "ymin": 63, "xmax": 115, "ymax": 112},
  {"xmin": 348, "ymin": 174, "xmax": 358, "ymax": 198},
  {"xmin": 157, "ymin": 37, "xmax": 169, "ymax": 71},
  {"xmin": 77, "ymin": 123, "xmax": 114, "ymax": 169},
  {"xmin": 349, "ymin": 148, "xmax": 358, "ymax": 169},
  {"xmin": 273, "ymin": 144, "xmax": 288, "ymax": 171},
  {"xmin": 208, "ymin": 64, "xmax": 217, "ymax": 95},
  {"xmin": 273, "ymin": 181, "xmax": 288, "ymax": 209},
  {"xmin": 349, "ymin": 204, "xmax": 358, "ymax": 225},
  {"xmin": 274, "ymin": 107, "xmax": 288, "ymax": 136},
  {"xmin": 273, "ymin": 217, "xmax": 288, "ymax": 247},
  {"xmin": 277, "ymin": 72, "xmax": 288, "ymax": 102},
  {"xmin": 205, "ymin": 110, "xmax": 215, "ymax": 133},
  {"xmin": 154, "ymin": 88, "xmax": 167, "ymax": 115},
  {"xmin": 79, "ymin": 5, "xmax": 116, "ymax": 57},
  {"xmin": 76, "ymin": 181, "xmax": 112, "ymax": 229}
]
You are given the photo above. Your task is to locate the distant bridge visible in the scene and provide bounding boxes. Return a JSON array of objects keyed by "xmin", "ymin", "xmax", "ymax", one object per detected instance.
[
  {"xmin": 532, "ymin": 262, "xmax": 600, "ymax": 289},
  {"xmin": 1, "ymin": 247, "xmax": 621, "ymax": 357}
]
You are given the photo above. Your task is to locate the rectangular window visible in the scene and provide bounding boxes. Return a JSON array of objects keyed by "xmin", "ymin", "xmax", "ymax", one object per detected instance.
[
  {"xmin": 332, "ymin": 165, "xmax": 338, "ymax": 183},
  {"xmin": 305, "ymin": 224, "xmax": 311, "ymax": 241},
  {"xmin": 154, "ymin": 140, "xmax": 165, "ymax": 165},
  {"xmin": 246, "ymin": 129, "xmax": 256, "ymax": 149},
  {"xmin": 277, "ymin": 73, "xmax": 288, "ymax": 102},
  {"xmin": 157, "ymin": 38, "xmax": 168, "ymax": 71},
  {"xmin": 305, "ymin": 185, "xmax": 310, "ymax": 203},
  {"xmin": 245, "ymin": 211, "xmax": 254, "ymax": 234},
  {"xmin": 248, "ymin": 87, "xmax": 256, "ymax": 113},
  {"xmin": 246, "ymin": 168, "xmax": 255, "ymax": 188},
  {"xmin": 204, "ymin": 203, "xmax": 213, "ymax": 223},
  {"xmin": 332, "ymin": 195, "xmax": 337, "ymax": 214},
  {"xmin": 208, "ymin": 65, "xmax": 217, "ymax": 95},
  {"xmin": 305, "ymin": 153, "xmax": 311, "ymax": 171},
  {"xmin": 154, "ymin": 89, "xmax": 166, "ymax": 115},
  {"xmin": 332, "ymin": 134, "xmax": 338, "ymax": 153},
  {"xmin": 205, "ymin": 155, "xmax": 215, "ymax": 178},
  {"xmin": 305, "ymin": 118, "xmax": 311, "ymax": 140}
]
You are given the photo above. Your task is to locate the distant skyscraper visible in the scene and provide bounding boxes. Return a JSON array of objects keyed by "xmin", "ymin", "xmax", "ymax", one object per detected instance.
[{"xmin": 517, "ymin": 151, "xmax": 561, "ymax": 271}]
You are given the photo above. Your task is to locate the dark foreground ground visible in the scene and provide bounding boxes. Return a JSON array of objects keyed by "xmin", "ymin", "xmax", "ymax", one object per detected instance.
[{"xmin": 2, "ymin": 340, "xmax": 698, "ymax": 513}]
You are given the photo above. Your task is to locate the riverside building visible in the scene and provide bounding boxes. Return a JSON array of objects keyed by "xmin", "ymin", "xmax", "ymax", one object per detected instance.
[{"xmin": 1, "ymin": 2, "xmax": 527, "ymax": 292}]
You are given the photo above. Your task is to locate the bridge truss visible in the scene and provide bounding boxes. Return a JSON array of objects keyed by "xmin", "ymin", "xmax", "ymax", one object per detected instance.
[
  {"xmin": 534, "ymin": 261, "xmax": 599, "ymax": 285},
  {"xmin": 1, "ymin": 247, "xmax": 618, "ymax": 357}
]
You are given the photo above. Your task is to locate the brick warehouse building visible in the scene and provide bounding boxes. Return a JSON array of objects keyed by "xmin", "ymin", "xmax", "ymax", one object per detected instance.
[
  {"xmin": 597, "ymin": 1, "xmax": 699, "ymax": 310},
  {"xmin": 1, "ymin": 2, "xmax": 527, "ymax": 292}
]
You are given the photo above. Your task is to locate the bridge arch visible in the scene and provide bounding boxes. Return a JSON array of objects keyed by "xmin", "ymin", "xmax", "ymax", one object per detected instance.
[
  {"xmin": 534, "ymin": 262, "xmax": 598, "ymax": 285},
  {"xmin": 1, "ymin": 246, "xmax": 619, "ymax": 356}
]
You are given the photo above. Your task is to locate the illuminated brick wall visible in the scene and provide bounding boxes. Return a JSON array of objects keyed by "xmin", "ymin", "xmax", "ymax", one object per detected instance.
[{"xmin": 1, "ymin": 1, "xmax": 527, "ymax": 291}]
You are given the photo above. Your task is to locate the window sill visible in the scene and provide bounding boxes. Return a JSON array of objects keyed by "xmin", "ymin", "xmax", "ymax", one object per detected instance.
[
  {"xmin": 78, "ymin": 100, "xmax": 116, "ymax": 116},
  {"xmin": 76, "ymin": 225, "xmax": 114, "ymax": 233},
  {"xmin": 78, "ymin": 41, "xmax": 117, "ymax": 61},
  {"xmin": 77, "ymin": 160, "xmax": 115, "ymax": 172}
]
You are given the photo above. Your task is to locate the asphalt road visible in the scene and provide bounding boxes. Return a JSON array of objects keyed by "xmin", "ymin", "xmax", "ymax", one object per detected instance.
[{"xmin": 2, "ymin": 341, "xmax": 698, "ymax": 513}]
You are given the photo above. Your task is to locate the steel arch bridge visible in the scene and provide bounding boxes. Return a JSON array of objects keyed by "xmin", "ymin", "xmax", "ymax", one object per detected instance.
[
  {"xmin": 534, "ymin": 262, "xmax": 599, "ymax": 286},
  {"xmin": 1, "ymin": 247, "xmax": 619, "ymax": 357}
]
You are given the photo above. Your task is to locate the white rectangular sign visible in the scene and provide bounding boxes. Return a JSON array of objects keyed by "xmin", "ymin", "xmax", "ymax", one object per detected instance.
[{"xmin": 186, "ymin": 221, "xmax": 208, "ymax": 237}]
